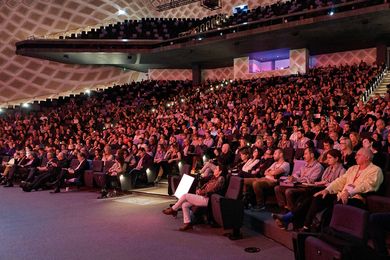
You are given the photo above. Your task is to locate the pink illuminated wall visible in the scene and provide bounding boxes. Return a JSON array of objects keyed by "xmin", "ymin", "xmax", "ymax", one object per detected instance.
[
  {"xmin": 310, "ymin": 48, "xmax": 376, "ymax": 67},
  {"xmin": 148, "ymin": 69, "xmax": 192, "ymax": 80},
  {"xmin": 202, "ymin": 67, "xmax": 234, "ymax": 81}
]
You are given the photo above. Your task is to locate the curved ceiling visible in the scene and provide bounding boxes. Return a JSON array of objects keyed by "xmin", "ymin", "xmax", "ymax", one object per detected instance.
[{"xmin": 0, "ymin": 0, "xmax": 280, "ymax": 107}]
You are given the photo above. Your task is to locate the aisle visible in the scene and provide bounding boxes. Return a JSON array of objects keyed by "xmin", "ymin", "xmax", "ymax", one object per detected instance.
[{"xmin": 0, "ymin": 187, "xmax": 293, "ymax": 260}]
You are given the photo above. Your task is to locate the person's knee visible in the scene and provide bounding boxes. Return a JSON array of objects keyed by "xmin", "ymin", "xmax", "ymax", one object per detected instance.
[{"xmin": 182, "ymin": 202, "xmax": 191, "ymax": 209}]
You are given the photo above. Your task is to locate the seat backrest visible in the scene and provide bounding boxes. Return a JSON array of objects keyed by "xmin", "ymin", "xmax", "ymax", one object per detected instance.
[
  {"xmin": 103, "ymin": 160, "xmax": 115, "ymax": 172},
  {"xmin": 179, "ymin": 162, "xmax": 191, "ymax": 176},
  {"xmin": 224, "ymin": 176, "xmax": 243, "ymax": 200},
  {"xmin": 92, "ymin": 160, "xmax": 103, "ymax": 172},
  {"xmin": 380, "ymin": 172, "xmax": 390, "ymax": 197},
  {"xmin": 283, "ymin": 147, "xmax": 294, "ymax": 164},
  {"xmin": 292, "ymin": 160, "xmax": 305, "ymax": 176},
  {"xmin": 295, "ymin": 148, "xmax": 305, "ymax": 160},
  {"xmin": 40, "ymin": 156, "xmax": 48, "ymax": 167},
  {"xmin": 329, "ymin": 204, "xmax": 368, "ymax": 241},
  {"xmin": 69, "ymin": 159, "xmax": 79, "ymax": 169}
]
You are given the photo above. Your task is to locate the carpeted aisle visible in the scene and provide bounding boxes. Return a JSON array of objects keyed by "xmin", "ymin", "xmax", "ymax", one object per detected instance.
[{"xmin": 0, "ymin": 188, "xmax": 293, "ymax": 260}]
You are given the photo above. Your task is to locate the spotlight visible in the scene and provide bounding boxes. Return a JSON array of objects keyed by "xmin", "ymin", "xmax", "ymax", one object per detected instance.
[
  {"xmin": 116, "ymin": 9, "xmax": 127, "ymax": 16},
  {"xmin": 329, "ymin": 10, "xmax": 334, "ymax": 16},
  {"xmin": 85, "ymin": 89, "xmax": 91, "ymax": 95},
  {"xmin": 198, "ymin": 37, "xmax": 203, "ymax": 41},
  {"xmin": 220, "ymin": 32, "xmax": 223, "ymax": 36},
  {"xmin": 151, "ymin": 108, "xmax": 156, "ymax": 112},
  {"xmin": 22, "ymin": 103, "xmax": 30, "ymax": 108},
  {"xmin": 181, "ymin": 99, "xmax": 185, "ymax": 103}
]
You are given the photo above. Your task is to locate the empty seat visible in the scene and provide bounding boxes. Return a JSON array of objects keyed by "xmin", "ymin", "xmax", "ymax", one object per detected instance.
[
  {"xmin": 293, "ymin": 205, "xmax": 369, "ymax": 260},
  {"xmin": 84, "ymin": 160, "xmax": 103, "ymax": 187}
]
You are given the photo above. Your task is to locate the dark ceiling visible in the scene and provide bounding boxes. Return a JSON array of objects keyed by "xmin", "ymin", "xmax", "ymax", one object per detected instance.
[{"xmin": 16, "ymin": 3, "xmax": 390, "ymax": 72}]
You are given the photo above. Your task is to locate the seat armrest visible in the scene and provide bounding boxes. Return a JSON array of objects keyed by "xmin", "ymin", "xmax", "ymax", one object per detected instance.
[
  {"xmin": 292, "ymin": 232, "xmax": 320, "ymax": 260},
  {"xmin": 210, "ymin": 193, "xmax": 223, "ymax": 201},
  {"xmin": 366, "ymin": 195, "xmax": 390, "ymax": 213}
]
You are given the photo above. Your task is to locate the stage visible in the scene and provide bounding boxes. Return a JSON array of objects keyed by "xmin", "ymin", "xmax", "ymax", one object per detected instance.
[{"xmin": 0, "ymin": 187, "xmax": 293, "ymax": 260}]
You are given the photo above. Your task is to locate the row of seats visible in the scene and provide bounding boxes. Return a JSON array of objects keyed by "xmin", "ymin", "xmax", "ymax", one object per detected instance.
[{"xmin": 60, "ymin": 0, "xmax": 385, "ymax": 41}]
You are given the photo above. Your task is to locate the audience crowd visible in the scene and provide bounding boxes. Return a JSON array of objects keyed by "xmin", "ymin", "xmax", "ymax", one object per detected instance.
[
  {"xmin": 0, "ymin": 62, "xmax": 389, "ymax": 256},
  {"xmin": 64, "ymin": 0, "xmax": 386, "ymax": 41}
]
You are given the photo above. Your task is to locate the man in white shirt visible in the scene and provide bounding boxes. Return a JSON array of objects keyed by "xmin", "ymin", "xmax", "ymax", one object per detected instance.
[{"xmin": 302, "ymin": 148, "xmax": 383, "ymax": 230}]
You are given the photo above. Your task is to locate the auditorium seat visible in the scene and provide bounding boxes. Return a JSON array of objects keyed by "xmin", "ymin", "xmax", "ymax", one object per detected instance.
[
  {"xmin": 84, "ymin": 160, "xmax": 103, "ymax": 188},
  {"xmin": 210, "ymin": 176, "xmax": 244, "ymax": 239},
  {"xmin": 293, "ymin": 204, "xmax": 369, "ymax": 260},
  {"xmin": 93, "ymin": 160, "xmax": 115, "ymax": 188},
  {"xmin": 291, "ymin": 159, "xmax": 305, "ymax": 176},
  {"xmin": 367, "ymin": 173, "xmax": 390, "ymax": 213}
]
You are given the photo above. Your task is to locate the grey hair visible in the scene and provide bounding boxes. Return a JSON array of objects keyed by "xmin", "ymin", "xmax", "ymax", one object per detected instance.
[{"xmin": 358, "ymin": 148, "xmax": 374, "ymax": 162}]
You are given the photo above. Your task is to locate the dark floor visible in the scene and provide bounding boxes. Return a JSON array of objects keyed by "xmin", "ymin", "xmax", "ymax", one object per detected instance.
[{"xmin": 0, "ymin": 187, "xmax": 293, "ymax": 260}]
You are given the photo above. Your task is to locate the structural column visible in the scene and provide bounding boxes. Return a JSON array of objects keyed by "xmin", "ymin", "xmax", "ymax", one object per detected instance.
[
  {"xmin": 192, "ymin": 64, "xmax": 201, "ymax": 86},
  {"xmin": 376, "ymin": 44, "xmax": 387, "ymax": 66}
]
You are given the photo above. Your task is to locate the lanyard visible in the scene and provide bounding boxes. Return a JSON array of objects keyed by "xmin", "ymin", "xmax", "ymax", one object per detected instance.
[{"xmin": 352, "ymin": 168, "xmax": 361, "ymax": 184}]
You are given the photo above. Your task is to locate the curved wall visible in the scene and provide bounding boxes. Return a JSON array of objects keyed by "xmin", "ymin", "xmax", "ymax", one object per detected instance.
[{"xmin": 0, "ymin": 0, "xmax": 282, "ymax": 106}]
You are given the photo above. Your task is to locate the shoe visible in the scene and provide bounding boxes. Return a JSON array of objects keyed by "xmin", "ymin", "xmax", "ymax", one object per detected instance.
[
  {"xmin": 179, "ymin": 223, "xmax": 193, "ymax": 231},
  {"xmin": 162, "ymin": 207, "xmax": 177, "ymax": 217},
  {"xmin": 4, "ymin": 182, "xmax": 13, "ymax": 187},
  {"xmin": 50, "ymin": 188, "xmax": 60, "ymax": 193},
  {"xmin": 251, "ymin": 204, "xmax": 266, "ymax": 212},
  {"xmin": 272, "ymin": 213, "xmax": 288, "ymax": 230},
  {"xmin": 23, "ymin": 186, "xmax": 32, "ymax": 192},
  {"xmin": 97, "ymin": 194, "xmax": 108, "ymax": 199},
  {"xmin": 154, "ymin": 176, "xmax": 161, "ymax": 184},
  {"xmin": 242, "ymin": 193, "xmax": 251, "ymax": 209}
]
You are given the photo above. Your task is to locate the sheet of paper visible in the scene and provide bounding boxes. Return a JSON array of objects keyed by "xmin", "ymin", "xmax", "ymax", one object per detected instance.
[{"xmin": 174, "ymin": 174, "xmax": 195, "ymax": 199}]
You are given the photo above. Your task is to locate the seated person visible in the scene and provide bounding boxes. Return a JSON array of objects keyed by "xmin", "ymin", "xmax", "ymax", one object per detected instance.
[
  {"xmin": 1, "ymin": 151, "xmax": 25, "ymax": 185},
  {"xmin": 229, "ymin": 148, "xmax": 262, "ymax": 177},
  {"xmin": 272, "ymin": 149, "xmax": 346, "ymax": 230},
  {"xmin": 248, "ymin": 149, "xmax": 290, "ymax": 211},
  {"xmin": 128, "ymin": 147, "xmax": 153, "ymax": 187},
  {"xmin": 50, "ymin": 152, "xmax": 89, "ymax": 193},
  {"xmin": 153, "ymin": 144, "xmax": 167, "ymax": 184},
  {"xmin": 162, "ymin": 163, "xmax": 225, "ymax": 231},
  {"xmin": 4, "ymin": 151, "xmax": 39, "ymax": 187},
  {"xmin": 300, "ymin": 148, "xmax": 383, "ymax": 231},
  {"xmin": 274, "ymin": 147, "xmax": 323, "ymax": 211},
  {"xmin": 22, "ymin": 152, "xmax": 68, "ymax": 192},
  {"xmin": 98, "ymin": 156, "xmax": 127, "ymax": 199},
  {"xmin": 199, "ymin": 143, "xmax": 233, "ymax": 178}
]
